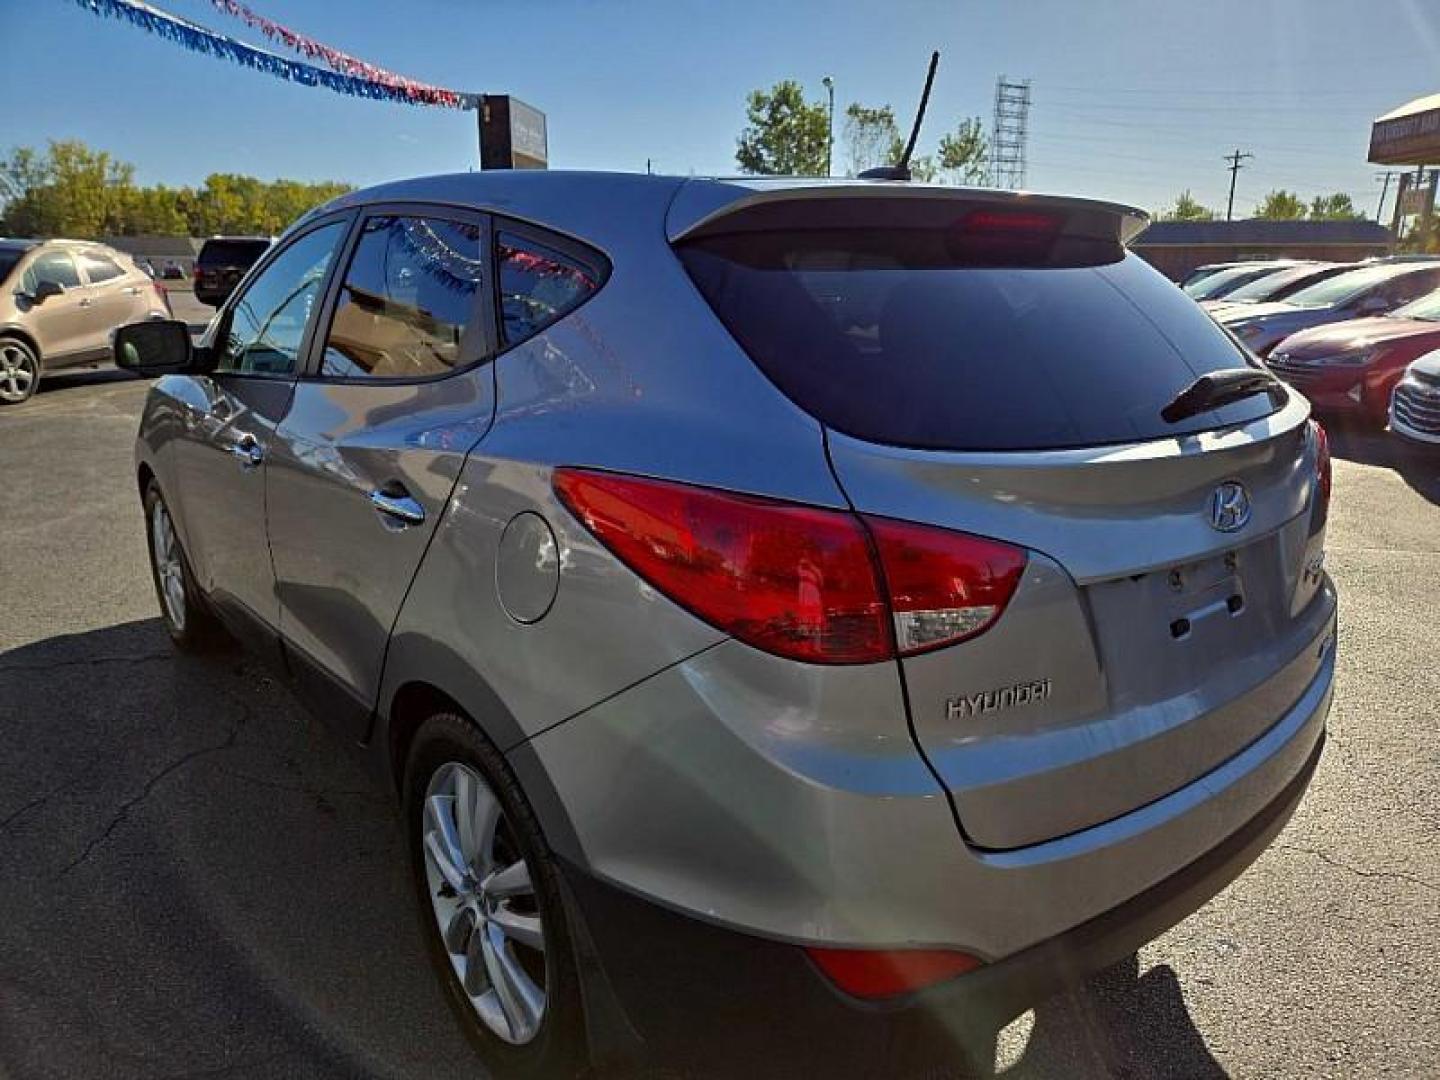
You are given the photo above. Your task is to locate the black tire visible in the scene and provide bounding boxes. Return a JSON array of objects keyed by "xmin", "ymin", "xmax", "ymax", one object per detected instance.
[
  {"xmin": 142, "ymin": 480, "xmax": 226, "ymax": 651},
  {"xmin": 403, "ymin": 712, "xmax": 586, "ymax": 1079},
  {"xmin": 0, "ymin": 335, "xmax": 40, "ymax": 405}
]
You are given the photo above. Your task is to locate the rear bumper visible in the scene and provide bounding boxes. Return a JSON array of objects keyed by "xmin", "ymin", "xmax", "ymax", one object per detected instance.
[{"xmin": 563, "ymin": 732, "xmax": 1325, "ymax": 1075}]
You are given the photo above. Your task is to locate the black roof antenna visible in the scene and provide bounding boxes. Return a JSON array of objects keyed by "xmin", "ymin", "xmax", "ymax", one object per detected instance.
[{"xmin": 859, "ymin": 50, "xmax": 939, "ymax": 181}]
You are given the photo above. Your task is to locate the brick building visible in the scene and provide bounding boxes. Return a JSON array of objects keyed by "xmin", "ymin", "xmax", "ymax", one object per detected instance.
[{"xmin": 1131, "ymin": 219, "xmax": 1394, "ymax": 281}]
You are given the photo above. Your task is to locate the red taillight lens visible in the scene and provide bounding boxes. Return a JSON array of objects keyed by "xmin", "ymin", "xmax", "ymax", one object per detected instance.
[
  {"xmin": 552, "ymin": 469, "xmax": 890, "ymax": 663},
  {"xmin": 806, "ymin": 946, "xmax": 983, "ymax": 999},
  {"xmin": 552, "ymin": 469, "xmax": 1026, "ymax": 664},
  {"xmin": 1310, "ymin": 418, "xmax": 1331, "ymax": 510},
  {"xmin": 866, "ymin": 516, "xmax": 1026, "ymax": 656},
  {"xmin": 960, "ymin": 208, "xmax": 1064, "ymax": 235}
]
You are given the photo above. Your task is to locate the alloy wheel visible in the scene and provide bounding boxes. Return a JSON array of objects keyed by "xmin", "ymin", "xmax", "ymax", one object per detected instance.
[
  {"xmin": 149, "ymin": 500, "xmax": 187, "ymax": 633},
  {"xmin": 422, "ymin": 761, "xmax": 547, "ymax": 1045},
  {"xmin": 0, "ymin": 342, "xmax": 36, "ymax": 403}
]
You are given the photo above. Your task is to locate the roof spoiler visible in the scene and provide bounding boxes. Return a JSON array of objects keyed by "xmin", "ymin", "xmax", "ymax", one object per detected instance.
[{"xmin": 667, "ymin": 182, "xmax": 1149, "ymax": 248}]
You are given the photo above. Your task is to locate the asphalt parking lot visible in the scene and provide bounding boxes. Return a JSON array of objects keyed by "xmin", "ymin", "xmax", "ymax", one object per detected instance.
[{"xmin": 1, "ymin": 372, "xmax": 1438, "ymax": 1079}]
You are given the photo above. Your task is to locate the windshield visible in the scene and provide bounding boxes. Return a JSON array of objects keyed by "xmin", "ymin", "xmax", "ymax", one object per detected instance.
[
  {"xmin": 1223, "ymin": 264, "xmax": 1331, "ymax": 302},
  {"xmin": 1283, "ymin": 264, "xmax": 1416, "ymax": 308},
  {"xmin": 681, "ymin": 232, "xmax": 1275, "ymax": 452},
  {"xmin": 1182, "ymin": 264, "xmax": 1284, "ymax": 300}
]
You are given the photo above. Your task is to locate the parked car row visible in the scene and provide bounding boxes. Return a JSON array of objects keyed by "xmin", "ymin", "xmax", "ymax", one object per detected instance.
[{"xmin": 1186, "ymin": 257, "xmax": 1440, "ymax": 447}]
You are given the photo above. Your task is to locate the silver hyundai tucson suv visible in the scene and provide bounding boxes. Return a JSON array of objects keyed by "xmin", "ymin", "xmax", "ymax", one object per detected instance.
[{"xmin": 118, "ymin": 172, "xmax": 1337, "ymax": 1078}]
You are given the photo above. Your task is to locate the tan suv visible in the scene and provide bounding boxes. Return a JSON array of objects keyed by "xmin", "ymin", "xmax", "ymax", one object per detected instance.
[{"xmin": 0, "ymin": 238, "xmax": 171, "ymax": 404}]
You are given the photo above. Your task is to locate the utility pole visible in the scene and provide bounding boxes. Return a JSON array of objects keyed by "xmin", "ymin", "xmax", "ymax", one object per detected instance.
[
  {"xmin": 822, "ymin": 76, "xmax": 835, "ymax": 177},
  {"xmin": 1224, "ymin": 149, "xmax": 1253, "ymax": 221},
  {"xmin": 1375, "ymin": 171, "xmax": 1399, "ymax": 222}
]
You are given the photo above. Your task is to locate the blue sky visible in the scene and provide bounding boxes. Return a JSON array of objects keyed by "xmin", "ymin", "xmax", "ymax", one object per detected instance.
[{"xmin": 4, "ymin": 0, "xmax": 1440, "ymax": 217}]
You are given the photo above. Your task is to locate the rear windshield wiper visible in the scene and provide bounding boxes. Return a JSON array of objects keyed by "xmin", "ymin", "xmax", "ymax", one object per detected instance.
[{"xmin": 1161, "ymin": 368, "xmax": 1285, "ymax": 425}]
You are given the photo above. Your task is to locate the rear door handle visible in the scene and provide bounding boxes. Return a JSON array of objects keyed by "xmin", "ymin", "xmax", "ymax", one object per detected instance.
[
  {"xmin": 370, "ymin": 489, "xmax": 425, "ymax": 526},
  {"xmin": 231, "ymin": 433, "xmax": 263, "ymax": 470},
  {"xmin": 78, "ymin": 297, "xmax": 93, "ymax": 308}
]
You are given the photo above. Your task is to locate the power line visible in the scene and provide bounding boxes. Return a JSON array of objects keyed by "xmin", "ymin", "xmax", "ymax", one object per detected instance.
[{"xmin": 1224, "ymin": 149, "xmax": 1254, "ymax": 221}]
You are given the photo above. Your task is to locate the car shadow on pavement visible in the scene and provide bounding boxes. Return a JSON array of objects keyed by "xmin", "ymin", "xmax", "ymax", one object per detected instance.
[
  {"xmin": 1321, "ymin": 414, "xmax": 1440, "ymax": 505},
  {"xmin": 0, "ymin": 618, "xmax": 1230, "ymax": 1080},
  {"xmin": 0, "ymin": 618, "xmax": 481, "ymax": 1080},
  {"xmin": 34, "ymin": 367, "xmax": 141, "ymax": 394},
  {"xmin": 992, "ymin": 953, "xmax": 1227, "ymax": 1079}
]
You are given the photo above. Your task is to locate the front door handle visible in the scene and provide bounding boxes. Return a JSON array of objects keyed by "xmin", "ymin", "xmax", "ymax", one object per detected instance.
[
  {"xmin": 370, "ymin": 489, "xmax": 425, "ymax": 526},
  {"xmin": 78, "ymin": 297, "xmax": 93, "ymax": 308},
  {"xmin": 231, "ymin": 433, "xmax": 264, "ymax": 470}
]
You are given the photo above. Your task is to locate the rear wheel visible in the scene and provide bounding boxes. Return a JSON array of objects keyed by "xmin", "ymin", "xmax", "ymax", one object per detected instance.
[
  {"xmin": 143, "ymin": 481, "xmax": 225, "ymax": 650},
  {"xmin": 404, "ymin": 713, "xmax": 585, "ymax": 1078},
  {"xmin": 0, "ymin": 337, "xmax": 39, "ymax": 405}
]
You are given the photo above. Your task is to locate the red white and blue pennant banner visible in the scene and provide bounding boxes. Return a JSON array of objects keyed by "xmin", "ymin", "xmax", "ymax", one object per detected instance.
[{"xmin": 69, "ymin": 0, "xmax": 478, "ymax": 110}]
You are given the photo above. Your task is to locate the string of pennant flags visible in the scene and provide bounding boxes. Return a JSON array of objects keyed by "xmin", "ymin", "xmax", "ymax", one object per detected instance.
[{"xmin": 69, "ymin": 0, "xmax": 479, "ymax": 110}]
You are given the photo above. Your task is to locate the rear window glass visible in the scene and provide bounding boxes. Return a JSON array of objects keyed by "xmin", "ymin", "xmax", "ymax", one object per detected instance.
[
  {"xmin": 1183, "ymin": 264, "xmax": 1279, "ymax": 299},
  {"xmin": 679, "ymin": 230, "xmax": 1276, "ymax": 452},
  {"xmin": 1282, "ymin": 264, "xmax": 1415, "ymax": 308},
  {"xmin": 198, "ymin": 240, "xmax": 270, "ymax": 267},
  {"xmin": 1223, "ymin": 264, "xmax": 1332, "ymax": 302}
]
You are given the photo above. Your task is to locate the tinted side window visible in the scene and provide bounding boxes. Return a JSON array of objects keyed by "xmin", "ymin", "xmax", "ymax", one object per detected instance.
[
  {"xmin": 497, "ymin": 232, "xmax": 602, "ymax": 346},
  {"xmin": 319, "ymin": 215, "xmax": 484, "ymax": 380},
  {"xmin": 216, "ymin": 222, "xmax": 346, "ymax": 376},
  {"xmin": 24, "ymin": 252, "xmax": 81, "ymax": 291},
  {"xmin": 79, "ymin": 252, "xmax": 124, "ymax": 283}
]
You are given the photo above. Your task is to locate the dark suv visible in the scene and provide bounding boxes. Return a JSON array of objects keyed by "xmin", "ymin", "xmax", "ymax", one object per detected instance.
[{"xmin": 192, "ymin": 236, "xmax": 271, "ymax": 307}]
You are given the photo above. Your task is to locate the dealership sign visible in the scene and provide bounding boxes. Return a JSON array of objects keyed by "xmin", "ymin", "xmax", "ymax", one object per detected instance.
[
  {"xmin": 1370, "ymin": 94, "xmax": 1440, "ymax": 165},
  {"xmin": 480, "ymin": 95, "xmax": 548, "ymax": 170}
]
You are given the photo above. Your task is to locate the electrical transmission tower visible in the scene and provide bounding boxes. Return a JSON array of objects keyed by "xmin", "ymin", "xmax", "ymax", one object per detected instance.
[{"xmin": 990, "ymin": 76, "xmax": 1031, "ymax": 189}]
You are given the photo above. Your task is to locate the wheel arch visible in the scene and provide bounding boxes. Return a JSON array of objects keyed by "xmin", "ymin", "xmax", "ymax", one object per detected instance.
[
  {"xmin": 137, "ymin": 459, "xmax": 156, "ymax": 497},
  {"xmin": 0, "ymin": 326, "xmax": 42, "ymax": 364},
  {"xmin": 379, "ymin": 634, "xmax": 584, "ymax": 866}
]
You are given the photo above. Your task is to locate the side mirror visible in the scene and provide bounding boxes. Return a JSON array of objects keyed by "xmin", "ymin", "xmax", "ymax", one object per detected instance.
[
  {"xmin": 1356, "ymin": 295, "xmax": 1390, "ymax": 315},
  {"xmin": 30, "ymin": 280, "xmax": 63, "ymax": 303},
  {"xmin": 112, "ymin": 320, "xmax": 207, "ymax": 375}
]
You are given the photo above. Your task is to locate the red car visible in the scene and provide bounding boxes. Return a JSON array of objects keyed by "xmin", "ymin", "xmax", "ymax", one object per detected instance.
[{"xmin": 1265, "ymin": 289, "xmax": 1440, "ymax": 424}]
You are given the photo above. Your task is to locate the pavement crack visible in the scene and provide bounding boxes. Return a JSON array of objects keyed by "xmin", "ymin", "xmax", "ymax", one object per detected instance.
[
  {"xmin": 214, "ymin": 765, "xmax": 383, "ymax": 801},
  {"xmin": 59, "ymin": 704, "xmax": 251, "ymax": 877},
  {"xmin": 0, "ymin": 790, "xmax": 54, "ymax": 836},
  {"xmin": 0, "ymin": 652, "xmax": 173, "ymax": 675},
  {"xmin": 1274, "ymin": 842, "xmax": 1440, "ymax": 894}
]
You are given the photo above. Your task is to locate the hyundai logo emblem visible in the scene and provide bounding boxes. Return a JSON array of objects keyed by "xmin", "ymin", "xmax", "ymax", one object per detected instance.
[{"xmin": 1209, "ymin": 481, "xmax": 1252, "ymax": 533}]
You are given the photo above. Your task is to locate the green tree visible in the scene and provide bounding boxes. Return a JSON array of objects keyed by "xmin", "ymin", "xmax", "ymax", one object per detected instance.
[
  {"xmin": 842, "ymin": 104, "xmax": 988, "ymax": 184},
  {"xmin": 936, "ymin": 118, "xmax": 988, "ymax": 184},
  {"xmin": 1255, "ymin": 189, "xmax": 1307, "ymax": 220},
  {"xmin": 736, "ymin": 80, "xmax": 831, "ymax": 176},
  {"xmin": 1162, "ymin": 190, "xmax": 1216, "ymax": 221},
  {"xmin": 842, "ymin": 103, "xmax": 903, "ymax": 177},
  {"xmin": 1309, "ymin": 192, "xmax": 1364, "ymax": 220}
]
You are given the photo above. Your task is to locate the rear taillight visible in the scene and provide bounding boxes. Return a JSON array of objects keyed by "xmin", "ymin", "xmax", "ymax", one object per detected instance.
[
  {"xmin": 866, "ymin": 516, "xmax": 1027, "ymax": 656},
  {"xmin": 805, "ymin": 946, "xmax": 983, "ymax": 999},
  {"xmin": 552, "ymin": 468, "xmax": 1025, "ymax": 664},
  {"xmin": 1310, "ymin": 418, "xmax": 1331, "ymax": 511}
]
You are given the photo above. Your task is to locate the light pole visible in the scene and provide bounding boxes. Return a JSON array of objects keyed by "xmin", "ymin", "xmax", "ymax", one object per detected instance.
[{"xmin": 822, "ymin": 76, "xmax": 835, "ymax": 177}]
